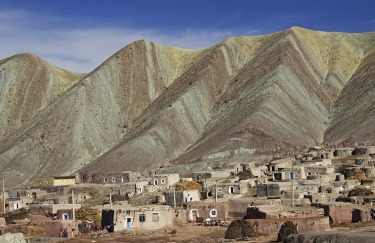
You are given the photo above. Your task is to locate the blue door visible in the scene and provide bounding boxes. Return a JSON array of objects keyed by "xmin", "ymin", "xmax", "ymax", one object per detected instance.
[
  {"xmin": 127, "ymin": 218, "xmax": 132, "ymax": 229},
  {"xmin": 289, "ymin": 172, "xmax": 293, "ymax": 179}
]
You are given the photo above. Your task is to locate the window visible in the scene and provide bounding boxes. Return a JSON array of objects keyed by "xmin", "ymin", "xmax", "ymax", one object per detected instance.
[
  {"xmin": 307, "ymin": 172, "xmax": 312, "ymax": 176},
  {"xmin": 139, "ymin": 214, "xmax": 146, "ymax": 222},
  {"xmin": 112, "ymin": 177, "xmax": 116, "ymax": 182},
  {"xmin": 217, "ymin": 188, "xmax": 222, "ymax": 192},
  {"xmin": 152, "ymin": 213, "xmax": 159, "ymax": 222},
  {"xmin": 104, "ymin": 178, "xmax": 108, "ymax": 183},
  {"xmin": 161, "ymin": 179, "xmax": 166, "ymax": 184},
  {"xmin": 209, "ymin": 209, "xmax": 217, "ymax": 217},
  {"xmin": 121, "ymin": 177, "xmax": 124, "ymax": 183}
]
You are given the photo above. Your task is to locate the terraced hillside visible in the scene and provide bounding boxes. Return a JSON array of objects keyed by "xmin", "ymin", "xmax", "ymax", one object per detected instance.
[{"xmin": 0, "ymin": 27, "xmax": 374, "ymax": 187}]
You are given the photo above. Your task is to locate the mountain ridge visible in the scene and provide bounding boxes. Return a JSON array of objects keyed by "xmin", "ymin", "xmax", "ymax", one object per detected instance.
[{"xmin": 0, "ymin": 27, "xmax": 374, "ymax": 187}]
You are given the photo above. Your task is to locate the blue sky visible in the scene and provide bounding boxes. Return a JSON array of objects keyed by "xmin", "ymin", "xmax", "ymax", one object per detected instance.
[{"xmin": 1, "ymin": 0, "xmax": 374, "ymax": 72}]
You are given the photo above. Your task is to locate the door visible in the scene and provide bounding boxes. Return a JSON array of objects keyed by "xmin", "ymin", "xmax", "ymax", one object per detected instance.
[
  {"xmin": 126, "ymin": 218, "xmax": 132, "ymax": 230},
  {"xmin": 229, "ymin": 186, "xmax": 234, "ymax": 194},
  {"xmin": 192, "ymin": 210, "xmax": 198, "ymax": 222}
]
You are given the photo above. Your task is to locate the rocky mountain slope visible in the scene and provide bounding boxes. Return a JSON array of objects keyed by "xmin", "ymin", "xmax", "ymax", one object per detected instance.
[{"xmin": 0, "ymin": 27, "xmax": 374, "ymax": 187}]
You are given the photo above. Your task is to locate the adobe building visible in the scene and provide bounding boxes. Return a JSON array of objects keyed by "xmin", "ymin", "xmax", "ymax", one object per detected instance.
[
  {"xmin": 165, "ymin": 189, "xmax": 200, "ymax": 207},
  {"xmin": 101, "ymin": 204, "xmax": 173, "ymax": 231},
  {"xmin": 212, "ymin": 180, "xmax": 249, "ymax": 199},
  {"xmin": 111, "ymin": 181, "xmax": 149, "ymax": 196},
  {"xmin": 152, "ymin": 174, "xmax": 179, "ymax": 188},
  {"xmin": 79, "ymin": 171, "xmax": 141, "ymax": 184},
  {"xmin": 186, "ymin": 202, "xmax": 229, "ymax": 222},
  {"xmin": 29, "ymin": 203, "xmax": 81, "ymax": 218},
  {"xmin": 228, "ymin": 198, "xmax": 282, "ymax": 219},
  {"xmin": 31, "ymin": 176, "xmax": 76, "ymax": 188},
  {"xmin": 314, "ymin": 202, "xmax": 353, "ymax": 224}
]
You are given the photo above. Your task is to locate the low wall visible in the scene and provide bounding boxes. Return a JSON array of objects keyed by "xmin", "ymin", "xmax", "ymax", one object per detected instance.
[
  {"xmin": 246, "ymin": 217, "xmax": 329, "ymax": 240},
  {"xmin": 5, "ymin": 220, "xmax": 78, "ymax": 238}
]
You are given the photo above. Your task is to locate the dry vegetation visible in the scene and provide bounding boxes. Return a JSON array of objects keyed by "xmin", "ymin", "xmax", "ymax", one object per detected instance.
[
  {"xmin": 175, "ymin": 181, "xmax": 202, "ymax": 191},
  {"xmin": 75, "ymin": 207, "xmax": 101, "ymax": 225}
]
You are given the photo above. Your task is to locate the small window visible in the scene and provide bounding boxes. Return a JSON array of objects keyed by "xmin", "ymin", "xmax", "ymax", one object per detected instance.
[
  {"xmin": 139, "ymin": 214, "xmax": 146, "ymax": 222},
  {"xmin": 112, "ymin": 177, "xmax": 116, "ymax": 182},
  {"xmin": 152, "ymin": 213, "xmax": 159, "ymax": 222},
  {"xmin": 217, "ymin": 188, "xmax": 222, "ymax": 193},
  {"xmin": 161, "ymin": 179, "xmax": 166, "ymax": 184},
  {"xmin": 209, "ymin": 209, "xmax": 217, "ymax": 217},
  {"xmin": 104, "ymin": 178, "xmax": 108, "ymax": 183}
]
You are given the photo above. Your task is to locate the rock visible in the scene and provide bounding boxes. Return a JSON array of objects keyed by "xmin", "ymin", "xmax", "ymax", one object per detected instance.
[{"xmin": 0, "ymin": 233, "xmax": 27, "ymax": 243}]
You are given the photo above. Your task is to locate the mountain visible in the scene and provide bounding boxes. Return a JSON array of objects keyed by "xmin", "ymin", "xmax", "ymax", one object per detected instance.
[{"xmin": 0, "ymin": 27, "xmax": 374, "ymax": 187}]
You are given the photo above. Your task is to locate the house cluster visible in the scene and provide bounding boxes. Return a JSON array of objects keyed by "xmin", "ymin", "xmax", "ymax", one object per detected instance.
[{"xmin": 1, "ymin": 145, "xmax": 375, "ymax": 240}]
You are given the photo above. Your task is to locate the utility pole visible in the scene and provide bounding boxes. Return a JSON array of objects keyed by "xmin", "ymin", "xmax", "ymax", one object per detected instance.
[
  {"xmin": 173, "ymin": 187, "xmax": 176, "ymax": 208},
  {"xmin": 72, "ymin": 190, "xmax": 75, "ymax": 220},
  {"xmin": 109, "ymin": 190, "xmax": 113, "ymax": 210},
  {"xmin": 215, "ymin": 181, "xmax": 218, "ymax": 203},
  {"xmin": 2, "ymin": 178, "xmax": 5, "ymax": 214},
  {"xmin": 291, "ymin": 163, "xmax": 295, "ymax": 207}
]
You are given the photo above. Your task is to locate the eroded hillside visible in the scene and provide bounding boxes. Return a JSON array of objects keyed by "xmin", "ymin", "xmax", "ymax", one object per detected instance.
[{"xmin": 0, "ymin": 27, "xmax": 374, "ymax": 187}]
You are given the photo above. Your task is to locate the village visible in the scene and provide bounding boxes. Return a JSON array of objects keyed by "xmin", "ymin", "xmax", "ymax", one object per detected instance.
[{"xmin": 2, "ymin": 145, "xmax": 375, "ymax": 242}]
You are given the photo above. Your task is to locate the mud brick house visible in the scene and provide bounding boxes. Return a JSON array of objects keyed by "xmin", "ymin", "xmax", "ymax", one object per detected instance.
[
  {"xmin": 193, "ymin": 171, "xmax": 231, "ymax": 180},
  {"xmin": 273, "ymin": 165, "xmax": 305, "ymax": 181},
  {"xmin": 227, "ymin": 198, "xmax": 282, "ymax": 218},
  {"xmin": 152, "ymin": 174, "xmax": 179, "ymax": 188},
  {"xmin": 101, "ymin": 204, "xmax": 173, "ymax": 231},
  {"xmin": 211, "ymin": 180, "xmax": 249, "ymax": 199},
  {"xmin": 79, "ymin": 171, "xmax": 141, "ymax": 184},
  {"xmin": 304, "ymin": 165, "xmax": 335, "ymax": 177},
  {"xmin": 17, "ymin": 188, "xmax": 49, "ymax": 199},
  {"xmin": 186, "ymin": 202, "xmax": 229, "ymax": 222},
  {"xmin": 29, "ymin": 203, "xmax": 81, "ymax": 218},
  {"xmin": 5, "ymin": 197, "xmax": 27, "ymax": 212},
  {"xmin": 352, "ymin": 146, "xmax": 375, "ymax": 155},
  {"xmin": 268, "ymin": 160, "xmax": 294, "ymax": 173},
  {"xmin": 111, "ymin": 181, "xmax": 149, "ymax": 196},
  {"xmin": 333, "ymin": 148, "xmax": 354, "ymax": 158},
  {"xmin": 31, "ymin": 176, "xmax": 76, "ymax": 188},
  {"xmin": 315, "ymin": 203, "xmax": 353, "ymax": 224},
  {"xmin": 165, "ymin": 189, "xmax": 200, "ymax": 207}
]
